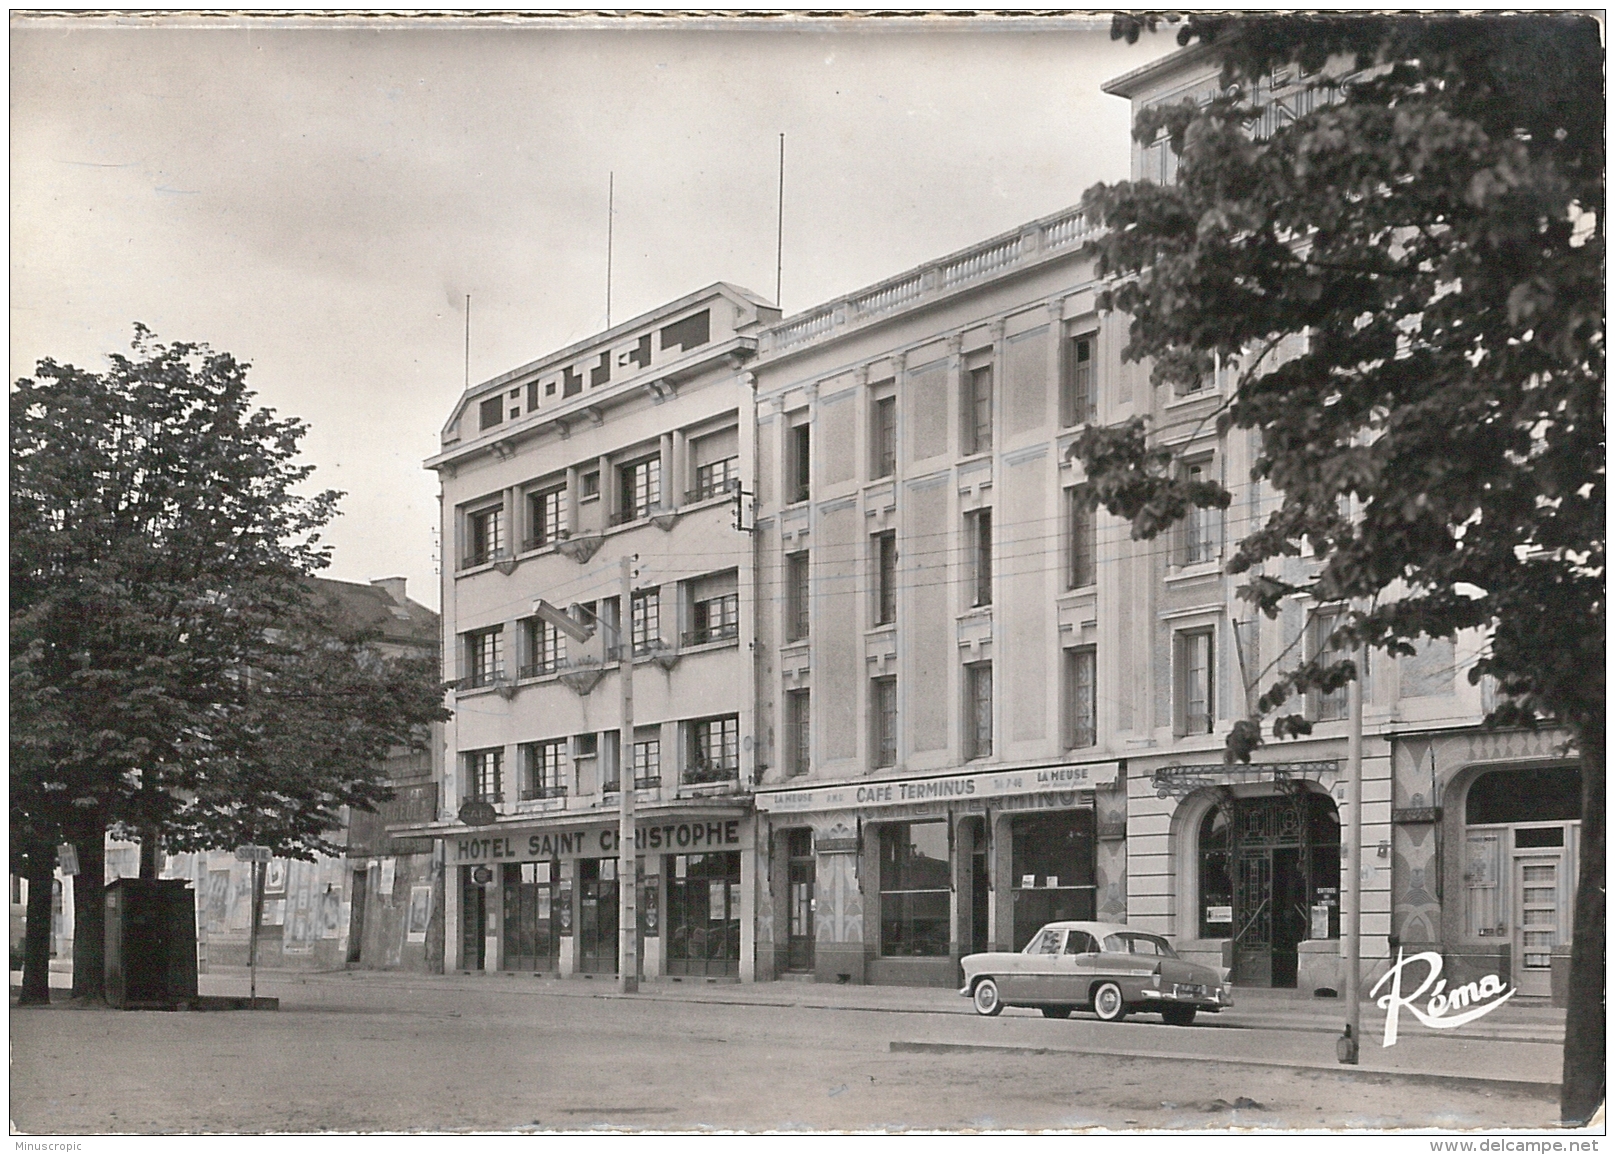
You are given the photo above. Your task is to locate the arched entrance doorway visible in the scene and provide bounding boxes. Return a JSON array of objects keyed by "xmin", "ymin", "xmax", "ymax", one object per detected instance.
[{"xmin": 1199, "ymin": 789, "xmax": 1340, "ymax": 987}]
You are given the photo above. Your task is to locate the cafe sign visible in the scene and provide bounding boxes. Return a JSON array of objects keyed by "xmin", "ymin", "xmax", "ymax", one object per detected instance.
[{"xmin": 755, "ymin": 761, "xmax": 1121, "ymax": 815}]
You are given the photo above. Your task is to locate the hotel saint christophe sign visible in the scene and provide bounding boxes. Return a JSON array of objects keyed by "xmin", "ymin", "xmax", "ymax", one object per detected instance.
[{"xmin": 755, "ymin": 761, "xmax": 1122, "ymax": 816}]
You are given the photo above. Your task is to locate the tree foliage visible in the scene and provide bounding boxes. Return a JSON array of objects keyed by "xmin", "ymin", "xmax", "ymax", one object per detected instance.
[
  {"xmin": 11, "ymin": 327, "xmax": 448, "ymax": 997},
  {"xmin": 1084, "ymin": 14, "xmax": 1603, "ymax": 1124},
  {"xmin": 1081, "ymin": 13, "xmax": 1602, "ymax": 754}
]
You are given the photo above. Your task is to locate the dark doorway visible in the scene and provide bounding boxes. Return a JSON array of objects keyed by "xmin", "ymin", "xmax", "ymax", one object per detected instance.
[
  {"xmin": 578, "ymin": 858, "xmax": 619, "ymax": 975},
  {"xmin": 666, "ymin": 851, "xmax": 741, "ymax": 978},
  {"xmin": 347, "ymin": 870, "xmax": 367, "ymax": 965},
  {"xmin": 971, "ymin": 822, "xmax": 990, "ymax": 955},
  {"xmin": 460, "ymin": 867, "xmax": 486, "ymax": 970},
  {"xmin": 785, "ymin": 831, "xmax": 815, "ymax": 973},
  {"xmin": 503, "ymin": 861, "xmax": 559, "ymax": 973},
  {"xmin": 1010, "ymin": 810, "xmax": 1097, "ymax": 950}
]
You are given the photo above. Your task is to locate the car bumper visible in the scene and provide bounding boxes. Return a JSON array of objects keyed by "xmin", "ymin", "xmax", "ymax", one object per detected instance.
[{"xmin": 1137, "ymin": 986, "xmax": 1232, "ymax": 1010}]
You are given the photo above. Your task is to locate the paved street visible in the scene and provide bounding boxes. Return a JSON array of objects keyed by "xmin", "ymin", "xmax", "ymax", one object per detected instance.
[{"xmin": 11, "ymin": 966, "xmax": 1569, "ymax": 1133}]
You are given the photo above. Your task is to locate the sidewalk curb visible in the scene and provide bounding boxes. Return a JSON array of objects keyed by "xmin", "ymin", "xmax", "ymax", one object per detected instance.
[{"xmin": 888, "ymin": 1041, "xmax": 1562, "ymax": 1101}]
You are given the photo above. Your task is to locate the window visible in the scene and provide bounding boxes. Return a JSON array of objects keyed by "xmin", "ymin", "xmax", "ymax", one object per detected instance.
[
  {"xmin": 1310, "ymin": 607, "xmax": 1349, "ymax": 722},
  {"xmin": 526, "ymin": 486, "xmax": 567, "ymax": 550},
  {"xmin": 465, "ymin": 504, "xmax": 504, "ymax": 567},
  {"xmin": 464, "ymin": 627, "xmax": 504, "ymax": 688},
  {"xmin": 787, "ymin": 413, "xmax": 811, "ymax": 504},
  {"xmin": 968, "ymin": 509, "xmax": 992, "ymax": 607},
  {"xmin": 878, "ymin": 822, "xmax": 950, "ymax": 957},
  {"xmin": 1177, "ymin": 629, "xmax": 1215, "ymax": 735},
  {"xmin": 1066, "ymin": 647, "xmax": 1097, "ymax": 749},
  {"xmin": 687, "ymin": 715, "xmax": 740, "ymax": 784},
  {"xmin": 618, "ymin": 456, "xmax": 662, "ymax": 523},
  {"xmin": 686, "ymin": 570, "xmax": 739, "ymax": 646},
  {"xmin": 1062, "ymin": 332, "xmax": 1097, "ymax": 426},
  {"xmin": 521, "ymin": 617, "xmax": 567, "ymax": 677},
  {"xmin": 631, "ymin": 729, "xmax": 661, "ymax": 788},
  {"xmin": 966, "ymin": 662, "xmax": 993, "ymax": 759},
  {"xmin": 1176, "ymin": 461, "xmax": 1219, "ymax": 566},
  {"xmin": 963, "ymin": 361, "xmax": 993, "ymax": 456},
  {"xmin": 580, "ymin": 470, "xmax": 601, "ymax": 500},
  {"xmin": 465, "ymin": 749, "xmax": 503, "ymax": 804},
  {"xmin": 630, "ymin": 589, "xmax": 661, "ymax": 655},
  {"xmin": 1010, "ymin": 811, "xmax": 1097, "ymax": 946},
  {"xmin": 872, "ymin": 677, "xmax": 897, "ymax": 768},
  {"xmin": 871, "ymin": 393, "xmax": 897, "ymax": 478},
  {"xmin": 478, "ymin": 395, "xmax": 504, "ymax": 432},
  {"xmin": 785, "ymin": 552, "xmax": 810, "ymax": 642},
  {"xmin": 519, "ymin": 740, "xmax": 567, "ymax": 800},
  {"xmin": 691, "ymin": 427, "xmax": 740, "ymax": 500},
  {"xmin": 1067, "ymin": 486, "xmax": 1095, "ymax": 589},
  {"xmin": 874, "ymin": 532, "xmax": 897, "ymax": 626},
  {"xmin": 786, "ymin": 689, "xmax": 811, "ymax": 778}
]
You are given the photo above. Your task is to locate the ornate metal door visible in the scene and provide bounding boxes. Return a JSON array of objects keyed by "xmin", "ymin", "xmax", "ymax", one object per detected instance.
[{"xmin": 1230, "ymin": 791, "xmax": 1312, "ymax": 988}]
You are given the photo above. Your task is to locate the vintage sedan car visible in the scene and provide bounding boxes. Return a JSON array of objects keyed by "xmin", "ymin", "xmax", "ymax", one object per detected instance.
[{"xmin": 959, "ymin": 921, "xmax": 1232, "ymax": 1025}]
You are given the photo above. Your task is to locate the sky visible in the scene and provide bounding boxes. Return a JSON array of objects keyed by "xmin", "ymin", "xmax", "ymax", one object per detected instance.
[{"xmin": 10, "ymin": 12, "xmax": 1177, "ymax": 611}]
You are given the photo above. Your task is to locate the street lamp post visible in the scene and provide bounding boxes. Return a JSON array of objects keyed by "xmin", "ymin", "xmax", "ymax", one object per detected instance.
[{"xmin": 1339, "ymin": 640, "xmax": 1363, "ymax": 1064}]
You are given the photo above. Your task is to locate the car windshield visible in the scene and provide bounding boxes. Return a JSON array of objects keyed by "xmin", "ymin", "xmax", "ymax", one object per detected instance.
[
  {"xmin": 1102, "ymin": 933, "xmax": 1178, "ymax": 959},
  {"xmin": 1022, "ymin": 927, "xmax": 1063, "ymax": 955}
]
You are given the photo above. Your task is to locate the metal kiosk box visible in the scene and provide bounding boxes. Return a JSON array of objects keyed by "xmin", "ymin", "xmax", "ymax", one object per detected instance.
[{"xmin": 104, "ymin": 877, "xmax": 199, "ymax": 1009}]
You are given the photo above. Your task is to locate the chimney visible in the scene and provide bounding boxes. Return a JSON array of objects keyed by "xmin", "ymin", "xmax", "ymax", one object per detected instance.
[{"xmin": 371, "ymin": 576, "xmax": 408, "ymax": 606}]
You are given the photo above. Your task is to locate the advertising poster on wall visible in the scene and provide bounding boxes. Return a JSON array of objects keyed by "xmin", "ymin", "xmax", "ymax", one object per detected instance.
[
  {"xmin": 379, "ymin": 856, "xmax": 397, "ymax": 897},
  {"xmin": 406, "ymin": 884, "xmax": 432, "ymax": 943}
]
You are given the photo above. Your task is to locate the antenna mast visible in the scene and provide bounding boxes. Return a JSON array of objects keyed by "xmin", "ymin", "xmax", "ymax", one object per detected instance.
[
  {"xmin": 606, "ymin": 172, "xmax": 615, "ymax": 329},
  {"xmin": 464, "ymin": 293, "xmax": 470, "ymax": 390},
  {"xmin": 775, "ymin": 134, "xmax": 785, "ymax": 310}
]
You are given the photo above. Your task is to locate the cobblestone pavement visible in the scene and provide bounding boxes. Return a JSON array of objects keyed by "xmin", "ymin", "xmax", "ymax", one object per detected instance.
[{"xmin": 10, "ymin": 966, "xmax": 1574, "ymax": 1135}]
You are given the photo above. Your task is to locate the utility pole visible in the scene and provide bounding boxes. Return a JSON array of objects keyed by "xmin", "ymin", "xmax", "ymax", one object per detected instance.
[
  {"xmin": 1339, "ymin": 641, "xmax": 1363, "ymax": 1064},
  {"xmin": 618, "ymin": 553, "xmax": 638, "ymax": 993}
]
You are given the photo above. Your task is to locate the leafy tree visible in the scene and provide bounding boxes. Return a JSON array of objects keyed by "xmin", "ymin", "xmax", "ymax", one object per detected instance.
[
  {"xmin": 11, "ymin": 327, "xmax": 447, "ymax": 1002},
  {"xmin": 1079, "ymin": 14, "xmax": 1603, "ymax": 1123}
]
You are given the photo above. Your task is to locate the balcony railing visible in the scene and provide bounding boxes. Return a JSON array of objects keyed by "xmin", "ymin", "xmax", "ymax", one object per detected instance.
[
  {"xmin": 519, "ymin": 785, "xmax": 568, "ymax": 801},
  {"xmin": 682, "ymin": 622, "xmax": 739, "ymax": 647},
  {"xmin": 461, "ymin": 547, "xmax": 507, "ymax": 570},
  {"xmin": 519, "ymin": 658, "xmax": 564, "ymax": 679},
  {"xmin": 684, "ymin": 759, "xmax": 739, "ymax": 786},
  {"xmin": 686, "ymin": 476, "xmax": 741, "ymax": 503},
  {"xmin": 464, "ymin": 665, "xmax": 505, "ymax": 689}
]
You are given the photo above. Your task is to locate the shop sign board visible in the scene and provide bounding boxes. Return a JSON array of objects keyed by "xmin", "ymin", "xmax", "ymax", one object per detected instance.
[
  {"xmin": 755, "ymin": 762, "xmax": 1121, "ymax": 814},
  {"xmin": 453, "ymin": 818, "xmax": 745, "ymax": 865}
]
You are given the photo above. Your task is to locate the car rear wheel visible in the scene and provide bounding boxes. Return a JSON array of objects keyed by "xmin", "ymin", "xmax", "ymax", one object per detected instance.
[
  {"xmin": 971, "ymin": 977, "xmax": 1004, "ymax": 1017},
  {"xmin": 1092, "ymin": 981, "xmax": 1127, "ymax": 1022},
  {"xmin": 1041, "ymin": 1006, "xmax": 1073, "ymax": 1019},
  {"xmin": 1161, "ymin": 1006, "xmax": 1197, "ymax": 1026}
]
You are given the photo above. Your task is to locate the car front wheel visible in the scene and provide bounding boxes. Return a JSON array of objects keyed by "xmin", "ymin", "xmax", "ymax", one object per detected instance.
[
  {"xmin": 971, "ymin": 977, "xmax": 1004, "ymax": 1017},
  {"xmin": 1092, "ymin": 981, "xmax": 1127, "ymax": 1022},
  {"xmin": 1161, "ymin": 1005, "xmax": 1197, "ymax": 1026}
]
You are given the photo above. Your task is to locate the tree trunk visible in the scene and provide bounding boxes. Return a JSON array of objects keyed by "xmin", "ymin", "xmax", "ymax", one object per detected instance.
[
  {"xmin": 1560, "ymin": 725, "xmax": 1605, "ymax": 1126},
  {"xmin": 138, "ymin": 825, "xmax": 160, "ymax": 880},
  {"xmin": 17, "ymin": 846, "xmax": 55, "ymax": 1005},
  {"xmin": 68, "ymin": 821, "xmax": 106, "ymax": 1002}
]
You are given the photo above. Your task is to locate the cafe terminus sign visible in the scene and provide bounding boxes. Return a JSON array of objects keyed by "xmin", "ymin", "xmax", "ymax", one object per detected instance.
[{"xmin": 754, "ymin": 761, "xmax": 1121, "ymax": 815}]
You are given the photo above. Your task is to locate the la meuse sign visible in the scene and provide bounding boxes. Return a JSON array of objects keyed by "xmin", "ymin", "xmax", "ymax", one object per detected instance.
[{"xmin": 456, "ymin": 818, "xmax": 742, "ymax": 863}]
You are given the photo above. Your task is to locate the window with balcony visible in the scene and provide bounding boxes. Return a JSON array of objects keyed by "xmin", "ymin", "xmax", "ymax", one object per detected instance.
[
  {"xmin": 785, "ymin": 552, "xmax": 810, "ymax": 642},
  {"xmin": 871, "ymin": 392, "xmax": 897, "ymax": 479},
  {"xmin": 690, "ymin": 427, "xmax": 740, "ymax": 500},
  {"xmin": 1175, "ymin": 460, "xmax": 1220, "ymax": 566},
  {"xmin": 465, "ymin": 748, "xmax": 503, "ymax": 803},
  {"xmin": 1176, "ymin": 628, "xmax": 1215, "ymax": 735},
  {"xmin": 963, "ymin": 360, "xmax": 994, "ymax": 456},
  {"xmin": 686, "ymin": 570, "xmax": 739, "ymax": 646},
  {"xmin": 1067, "ymin": 485, "xmax": 1095, "ymax": 589},
  {"xmin": 464, "ymin": 626, "xmax": 504, "ymax": 688},
  {"xmin": 786, "ymin": 689, "xmax": 811, "ymax": 778},
  {"xmin": 521, "ymin": 617, "xmax": 567, "ymax": 678},
  {"xmin": 631, "ymin": 729, "xmax": 661, "ymax": 789},
  {"xmin": 687, "ymin": 715, "xmax": 740, "ymax": 784},
  {"xmin": 1309, "ymin": 607, "xmax": 1349, "ymax": 722},
  {"xmin": 1065, "ymin": 647, "xmax": 1097, "ymax": 749},
  {"xmin": 526, "ymin": 485, "xmax": 567, "ymax": 550},
  {"xmin": 464, "ymin": 504, "xmax": 504, "ymax": 568},
  {"xmin": 965, "ymin": 662, "xmax": 993, "ymax": 759},
  {"xmin": 617, "ymin": 455, "xmax": 662, "ymax": 524},
  {"xmin": 1062, "ymin": 331, "xmax": 1098, "ymax": 426},
  {"xmin": 787, "ymin": 412, "xmax": 811, "ymax": 504},
  {"xmin": 874, "ymin": 532, "xmax": 897, "ymax": 626},
  {"xmin": 968, "ymin": 509, "xmax": 993, "ymax": 607},
  {"xmin": 632, "ymin": 588, "xmax": 661, "ymax": 655},
  {"xmin": 519, "ymin": 740, "xmax": 568, "ymax": 800},
  {"xmin": 872, "ymin": 676, "xmax": 897, "ymax": 769}
]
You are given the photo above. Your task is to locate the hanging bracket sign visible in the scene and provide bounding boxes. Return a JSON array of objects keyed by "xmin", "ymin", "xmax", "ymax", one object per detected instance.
[{"xmin": 235, "ymin": 845, "xmax": 272, "ymax": 863}]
